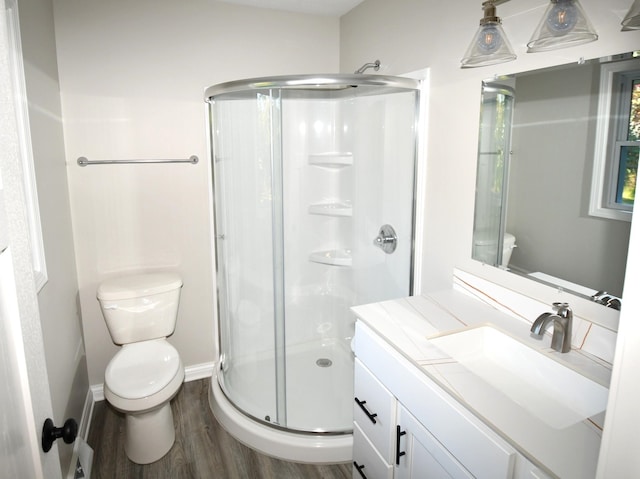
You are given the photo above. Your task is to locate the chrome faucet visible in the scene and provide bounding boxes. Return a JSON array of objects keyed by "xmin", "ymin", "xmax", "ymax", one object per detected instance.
[
  {"xmin": 530, "ymin": 302, "xmax": 573, "ymax": 353},
  {"xmin": 591, "ymin": 290, "xmax": 622, "ymax": 310}
]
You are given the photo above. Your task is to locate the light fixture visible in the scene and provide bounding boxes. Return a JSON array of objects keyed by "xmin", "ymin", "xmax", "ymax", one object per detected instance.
[
  {"xmin": 461, "ymin": 0, "xmax": 517, "ymax": 68},
  {"xmin": 527, "ymin": 0, "xmax": 598, "ymax": 52},
  {"xmin": 622, "ymin": 0, "xmax": 640, "ymax": 30}
]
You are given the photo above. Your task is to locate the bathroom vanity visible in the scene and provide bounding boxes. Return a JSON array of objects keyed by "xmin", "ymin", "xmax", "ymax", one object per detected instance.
[{"xmin": 351, "ymin": 290, "xmax": 610, "ymax": 479}]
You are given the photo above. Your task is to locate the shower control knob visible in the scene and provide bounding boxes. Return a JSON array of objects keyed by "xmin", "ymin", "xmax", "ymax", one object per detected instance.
[{"xmin": 373, "ymin": 224, "xmax": 398, "ymax": 254}]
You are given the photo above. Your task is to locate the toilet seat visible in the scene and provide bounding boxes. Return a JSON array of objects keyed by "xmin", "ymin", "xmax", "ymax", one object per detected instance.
[{"xmin": 106, "ymin": 339, "xmax": 181, "ymax": 399}]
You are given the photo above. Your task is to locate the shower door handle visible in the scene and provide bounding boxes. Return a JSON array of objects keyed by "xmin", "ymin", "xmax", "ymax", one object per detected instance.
[{"xmin": 373, "ymin": 224, "xmax": 397, "ymax": 254}]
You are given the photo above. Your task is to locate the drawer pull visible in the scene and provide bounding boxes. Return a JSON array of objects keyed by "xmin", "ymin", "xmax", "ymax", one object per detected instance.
[
  {"xmin": 353, "ymin": 461, "xmax": 367, "ymax": 478},
  {"xmin": 396, "ymin": 425, "xmax": 407, "ymax": 465},
  {"xmin": 354, "ymin": 397, "xmax": 378, "ymax": 424}
]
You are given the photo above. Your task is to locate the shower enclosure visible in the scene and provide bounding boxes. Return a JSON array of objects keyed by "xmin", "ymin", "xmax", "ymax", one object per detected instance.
[
  {"xmin": 205, "ymin": 74, "xmax": 420, "ymax": 462},
  {"xmin": 472, "ymin": 82, "xmax": 515, "ymax": 267}
]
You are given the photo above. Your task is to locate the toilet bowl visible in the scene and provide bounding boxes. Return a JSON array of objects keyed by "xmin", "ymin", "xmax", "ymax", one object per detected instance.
[
  {"xmin": 103, "ymin": 339, "xmax": 184, "ymax": 464},
  {"xmin": 97, "ymin": 272, "xmax": 184, "ymax": 464}
]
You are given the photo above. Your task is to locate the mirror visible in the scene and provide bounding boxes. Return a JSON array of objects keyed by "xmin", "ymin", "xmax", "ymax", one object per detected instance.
[{"xmin": 472, "ymin": 52, "xmax": 639, "ymax": 304}]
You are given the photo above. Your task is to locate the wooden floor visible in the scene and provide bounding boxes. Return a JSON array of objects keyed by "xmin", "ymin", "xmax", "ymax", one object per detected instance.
[{"xmin": 87, "ymin": 379, "xmax": 352, "ymax": 478}]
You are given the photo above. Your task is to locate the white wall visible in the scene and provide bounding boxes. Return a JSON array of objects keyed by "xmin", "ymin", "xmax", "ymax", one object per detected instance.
[
  {"xmin": 52, "ymin": 0, "xmax": 340, "ymax": 385},
  {"xmin": 17, "ymin": 0, "xmax": 87, "ymax": 473}
]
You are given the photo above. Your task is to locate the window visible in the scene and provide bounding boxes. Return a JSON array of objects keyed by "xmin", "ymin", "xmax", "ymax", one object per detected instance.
[{"xmin": 590, "ymin": 55, "xmax": 640, "ymax": 222}]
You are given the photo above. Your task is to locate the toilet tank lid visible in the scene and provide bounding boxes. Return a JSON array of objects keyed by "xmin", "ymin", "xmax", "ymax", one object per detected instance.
[{"xmin": 97, "ymin": 272, "xmax": 182, "ymax": 301}]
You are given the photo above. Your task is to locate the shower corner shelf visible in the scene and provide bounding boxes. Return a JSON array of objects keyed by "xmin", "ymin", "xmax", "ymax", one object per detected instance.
[
  {"xmin": 309, "ymin": 249, "xmax": 352, "ymax": 267},
  {"xmin": 308, "ymin": 153, "xmax": 353, "ymax": 168},
  {"xmin": 308, "ymin": 202, "xmax": 353, "ymax": 217}
]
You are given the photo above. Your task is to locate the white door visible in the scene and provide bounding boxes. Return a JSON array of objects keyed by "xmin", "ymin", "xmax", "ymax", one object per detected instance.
[
  {"xmin": 0, "ymin": 247, "xmax": 44, "ymax": 478},
  {"xmin": 0, "ymin": 1, "xmax": 59, "ymax": 475}
]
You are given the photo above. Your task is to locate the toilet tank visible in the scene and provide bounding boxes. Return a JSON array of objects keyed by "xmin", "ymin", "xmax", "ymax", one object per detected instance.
[
  {"xmin": 97, "ymin": 272, "xmax": 183, "ymax": 345},
  {"xmin": 502, "ymin": 233, "xmax": 517, "ymax": 267}
]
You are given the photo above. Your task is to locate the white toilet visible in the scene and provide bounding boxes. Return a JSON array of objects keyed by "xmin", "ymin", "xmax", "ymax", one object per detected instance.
[
  {"xmin": 97, "ymin": 272, "xmax": 185, "ymax": 464},
  {"xmin": 473, "ymin": 232, "xmax": 517, "ymax": 268}
]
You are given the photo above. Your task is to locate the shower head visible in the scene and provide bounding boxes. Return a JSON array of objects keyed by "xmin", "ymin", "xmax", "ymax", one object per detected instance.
[{"xmin": 355, "ymin": 60, "xmax": 381, "ymax": 74}]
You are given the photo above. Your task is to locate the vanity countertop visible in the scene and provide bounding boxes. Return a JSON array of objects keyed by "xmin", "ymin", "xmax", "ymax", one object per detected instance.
[{"xmin": 351, "ymin": 289, "xmax": 611, "ymax": 479}]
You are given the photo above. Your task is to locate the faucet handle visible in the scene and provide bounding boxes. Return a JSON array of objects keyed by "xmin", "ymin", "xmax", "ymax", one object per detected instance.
[
  {"xmin": 552, "ymin": 302, "xmax": 570, "ymax": 312},
  {"xmin": 552, "ymin": 302, "xmax": 572, "ymax": 320}
]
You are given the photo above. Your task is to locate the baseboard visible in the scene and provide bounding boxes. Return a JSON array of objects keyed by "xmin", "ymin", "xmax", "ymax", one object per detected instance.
[
  {"xmin": 90, "ymin": 384, "xmax": 105, "ymax": 402},
  {"xmin": 78, "ymin": 388, "xmax": 96, "ymax": 440},
  {"xmin": 184, "ymin": 361, "xmax": 215, "ymax": 382},
  {"xmin": 66, "ymin": 388, "xmax": 97, "ymax": 479}
]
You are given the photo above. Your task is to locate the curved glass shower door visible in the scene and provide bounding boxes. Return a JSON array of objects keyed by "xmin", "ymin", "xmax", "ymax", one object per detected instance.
[
  {"xmin": 472, "ymin": 82, "xmax": 515, "ymax": 267},
  {"xmin": 208, "ymin": 75, "xmax": 419, "ymax": 434}
]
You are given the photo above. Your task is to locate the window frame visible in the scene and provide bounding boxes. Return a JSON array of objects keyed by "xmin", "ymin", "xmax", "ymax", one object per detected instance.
[{"xmin": 589, "ymin": 58, "xmax": 640, "ymax": 222}]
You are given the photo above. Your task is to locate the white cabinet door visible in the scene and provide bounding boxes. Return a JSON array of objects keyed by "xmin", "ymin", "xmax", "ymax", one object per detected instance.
[{"xmin": 395, "ymin": 404, "xmax": 474, "ymax": 479}]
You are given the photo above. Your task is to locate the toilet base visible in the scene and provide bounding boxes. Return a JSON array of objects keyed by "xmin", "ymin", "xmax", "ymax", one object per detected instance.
[{"xmin": 125, "ymin": 402, "xmax": 176, "ymax": 464}]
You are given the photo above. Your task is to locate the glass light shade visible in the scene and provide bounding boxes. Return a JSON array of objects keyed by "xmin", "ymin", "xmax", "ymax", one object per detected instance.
[
  {"xmin": 461, "ymin": 21, "xmax": 517, "ymax": 68},
  {"xmin": 622, "ymin": 0, "xmax": 640, "ymax": 30},
  {"xmin": 527, "ymin": 0, "xmax": 598, "ymax": 52}
]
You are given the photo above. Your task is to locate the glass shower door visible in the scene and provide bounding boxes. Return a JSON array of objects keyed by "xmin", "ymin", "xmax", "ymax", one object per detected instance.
[
  {"xmin": 211, "ymin": 90, "xmax": 286, "ymax": 426},
  {"xmin": 279, "ymin": 88, "xmax": 418, "ymax": 433}
]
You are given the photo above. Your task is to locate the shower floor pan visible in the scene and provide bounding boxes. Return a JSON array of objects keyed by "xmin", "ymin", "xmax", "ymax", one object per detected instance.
[{"xmin": 209, "ymin": 338, "xmax": 353, "ymax": 463}]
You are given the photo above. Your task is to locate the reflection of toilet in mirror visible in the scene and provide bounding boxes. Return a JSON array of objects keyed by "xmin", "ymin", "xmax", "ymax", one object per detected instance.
[
  {"xmin": 502, "ymin": 233, "xmax": 517, "ymax": 268},
  {"xmin": 473, "ymin": 232, "xmax": 517, "ymax": 269},
  {"xmin": 97, "ymin": 272, "xmax": 184, "ymax": 464}
]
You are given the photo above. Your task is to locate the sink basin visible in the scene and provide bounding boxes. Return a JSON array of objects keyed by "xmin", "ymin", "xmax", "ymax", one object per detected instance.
[{"xmin": 429, "ymin": 324, "xmax": 609, "ymax": 429}]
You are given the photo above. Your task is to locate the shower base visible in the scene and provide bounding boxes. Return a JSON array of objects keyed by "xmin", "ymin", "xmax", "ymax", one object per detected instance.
[{"xmin": 208, "ymin": 339, "xmax": 353, "ymax": 463}]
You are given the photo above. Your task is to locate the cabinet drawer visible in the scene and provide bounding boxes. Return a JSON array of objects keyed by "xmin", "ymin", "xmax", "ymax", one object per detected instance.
[
  {"xmin": 353, "ymin": 422, "xmax": 393, "ymax": 479},
  {"xmin": 355, "ymin": 321, "xmax": 516, "ymax": 479},
  {"xmin": 354, "ymin": 358, "xmax": 397, "ymax": 463}
]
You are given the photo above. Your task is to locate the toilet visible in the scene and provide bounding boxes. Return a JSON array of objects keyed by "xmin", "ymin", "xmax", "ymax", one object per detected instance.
[
  {"xmin": 473, "ymin": 232, "xmax": 517, "ymax": 268},
  {"xmin": 97, "ymin": 272, "xmax": 185, "ymax": 464}
]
